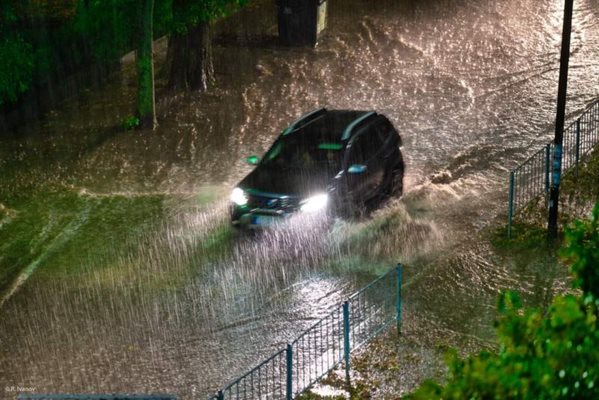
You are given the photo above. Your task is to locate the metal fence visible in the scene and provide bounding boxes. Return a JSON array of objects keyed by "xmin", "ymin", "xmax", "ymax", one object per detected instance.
[
  {"xmin": 17, "ymin": 396, "xmax": 176, "ymax": 399},
  {"xmin": 508, "ymin": 99, "xmax": 599, "ymax": 237},
  {"xmin": 209, "ymin": 264, "xmax": 403, "ymax": 400}
]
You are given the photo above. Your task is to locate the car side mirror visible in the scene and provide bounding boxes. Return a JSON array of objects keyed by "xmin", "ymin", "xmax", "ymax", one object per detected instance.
[
  {"xmin": 348, "ymin": 164, "xmax": 367, "ymax": 174},
  {"xmin": 247, "ymin": 155, "xmax": 260, "ymax": 165}
]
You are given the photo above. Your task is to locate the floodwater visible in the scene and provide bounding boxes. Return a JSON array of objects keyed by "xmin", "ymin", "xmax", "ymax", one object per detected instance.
[{"xmin": 1, "ymin": 0, "xmax": 598, "ymax": 398}]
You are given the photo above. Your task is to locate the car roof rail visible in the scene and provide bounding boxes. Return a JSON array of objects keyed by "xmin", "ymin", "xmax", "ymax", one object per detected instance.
[
  {"xmin": 341, "ymin": 111, "xmax": 376, "ymax": 140},
  {"xmin": 282, "ymin": 108, "xmax": 327, "ymax": 135}
]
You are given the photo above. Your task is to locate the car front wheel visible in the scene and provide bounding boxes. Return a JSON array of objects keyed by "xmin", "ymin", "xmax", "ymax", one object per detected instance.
[{"xmin": 385, "ymin": 152, "xmax": 404, "ymax": 197}]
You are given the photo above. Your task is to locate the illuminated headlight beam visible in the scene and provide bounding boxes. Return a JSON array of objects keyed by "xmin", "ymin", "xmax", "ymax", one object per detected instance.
[
  {"xmin": 231, "ymin": 187, "xmax": 248, "ymax": 206},
  {"xmin": 300, "ymin": 193, "xmax": 329, "ymax": 212}
]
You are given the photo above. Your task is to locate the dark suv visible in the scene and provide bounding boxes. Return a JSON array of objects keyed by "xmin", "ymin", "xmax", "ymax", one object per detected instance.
[{"xmin": 230, "ymin": 108, "xmax": 404, "ymax": 227}]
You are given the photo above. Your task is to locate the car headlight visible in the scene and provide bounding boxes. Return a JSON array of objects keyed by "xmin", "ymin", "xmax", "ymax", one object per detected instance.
[
  {"xmin": 300, "ymin": 193, "xmax": 329, "ymax": 212},
  {"xmin": 231, "ymin": 187, "xmax": 248, "ymax": 206}
]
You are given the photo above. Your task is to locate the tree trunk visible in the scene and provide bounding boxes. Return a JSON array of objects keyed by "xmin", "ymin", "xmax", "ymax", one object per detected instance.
[
  {"xmin": 136, "ymin": 0, "xmax": 157, "ymax": 130},
  {"xmin": 166, "ymin": 32, "xmax": 188, "ymax": 92},
  {"xmin": 188, "ymin": 22, "xmax": 214, "ymax": 91},
  {"xmin": 167, "ymin": 21, "xmax": 214, "ymax": 93}
]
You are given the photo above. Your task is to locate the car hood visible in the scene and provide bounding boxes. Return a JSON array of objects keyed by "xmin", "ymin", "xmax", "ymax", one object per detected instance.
[{"xmin": 239, "ymin": 165, "xmax": 338, "ymax": 197}]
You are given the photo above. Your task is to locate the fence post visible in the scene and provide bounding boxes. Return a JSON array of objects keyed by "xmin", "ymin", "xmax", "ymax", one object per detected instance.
[
  {"xmin": 286, "ymin": 343, "xmax": 293, "ymax": 400},
  {"xmin": 508, "ymin": 171, "xmax": 515, "ymax": 238},
  {"xmin": 342, "ymin": 301, "xmax": 351, "ymax": 391},
  {"xmin": 217, "ymin": 390, "xmax": 224, "ymax": 400},
  {"xmin": 545, "ymin": 144, "xmax": 551, "ymax": 208},
  {"xmin": 575, "ymin": 119, "xmax": 581, "ymax": 177},
  {"xmin": 396, "ymin": 263, "xmax": 403, "ymax": 335},
  {"xmin": 545, "ymin": 144, "xmax": 551, "ymax": 193}
]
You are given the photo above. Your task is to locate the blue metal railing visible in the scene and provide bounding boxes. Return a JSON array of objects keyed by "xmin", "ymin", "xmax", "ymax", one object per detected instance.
[
  {"xmin": 17, "ymin": 396, "xmax": 176, "ymax": 399},
  {"xmin": 213, "ymin": 349, "xmax": 288, "ymax": 400},
  {"xmin": 290, "ymin": 306, "xmax": 344, "ymax": 396},
  {"xmin": 348, "ymin": 270, "xmax": 397, "ymax": 347},
  {"xmin": 209, "ymin": 264, "xmax": 403, "ymax": 400},
  {"xmin": 507, "ymin": 99, "xmax": 599, "ymax": 237}
]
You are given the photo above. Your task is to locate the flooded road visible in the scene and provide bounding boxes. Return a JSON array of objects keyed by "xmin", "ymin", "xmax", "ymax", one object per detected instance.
[{"xmin": 1, "ymin": 0, "xmax": 599, "ymax": 398}]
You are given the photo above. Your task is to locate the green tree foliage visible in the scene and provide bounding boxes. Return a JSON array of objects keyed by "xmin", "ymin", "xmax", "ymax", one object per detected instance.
[
  {"xmin": 0, "ymin": 2, "xmax": 34, "ymax": 105},
  {"xmin": 72, "ymin": 0, "xmax": 137, "ymax": 63},
  {"xmin": 561, "ymin": 205, "xmax": 599, "ymax": 298},
  {"xmin": 409, "ymin": 204, "xmax": 599, "ymax": 400},
  {"xmin": 0, "ymin": 0, "xmax": 250, "ymax": 112},
  {"xmin": 0, "ymin": 35, "xmax": 34, "ymax": 105},
  {"xmin": 168, "ymin": 0, "xmax": 248, "ymax": 33},
  {"xmin": 0, "ymin": 0, "xmax": 109, "ymax": 107}
]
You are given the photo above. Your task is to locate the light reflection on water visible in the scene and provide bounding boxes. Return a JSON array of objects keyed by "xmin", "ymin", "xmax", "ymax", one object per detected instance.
[{"xmin": 0, "ymin": 0, "xmax": 598, "ymax": 397}]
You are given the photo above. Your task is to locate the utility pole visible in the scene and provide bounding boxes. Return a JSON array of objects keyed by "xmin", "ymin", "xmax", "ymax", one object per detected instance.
[{"xmin": 548, "ymin": 0, "xmax": 574, "ymax": 239}]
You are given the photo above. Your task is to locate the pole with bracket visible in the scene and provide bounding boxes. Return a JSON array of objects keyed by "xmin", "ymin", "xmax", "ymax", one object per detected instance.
[
  {"xmin": 548, "ymin": 0, "xmax": 574, "ymax": 239},
  {"xmin": 545, "ymin": 144, "xmax": 551, "ymax": 197}
]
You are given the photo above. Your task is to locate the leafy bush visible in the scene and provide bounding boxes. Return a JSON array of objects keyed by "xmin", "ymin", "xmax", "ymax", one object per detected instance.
[
  {"xmin": 561, "ymin": 205, "xmax": 599, "ymax": 299},
  {"xmin": 122, "ymin": 115, "xmax": 140, "ymax": 130},
  {"xmin": 409, "ymin": 204, "xmax": 599, "ymax": 400}
]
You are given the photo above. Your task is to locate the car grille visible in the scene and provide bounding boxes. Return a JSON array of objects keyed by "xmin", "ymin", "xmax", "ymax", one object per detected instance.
[{"xmin": 248, "ymin": 193, "xmax": 298, "ymax": 212}]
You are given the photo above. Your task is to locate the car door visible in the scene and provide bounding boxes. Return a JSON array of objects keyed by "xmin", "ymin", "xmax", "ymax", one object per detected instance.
[
  {"xmin": 374, "ymin": 117, "xmax": 401, "ymax": 171},
  {"xmin": 344, "ymin": 128, "xmax": 386, "ymax": 202}
]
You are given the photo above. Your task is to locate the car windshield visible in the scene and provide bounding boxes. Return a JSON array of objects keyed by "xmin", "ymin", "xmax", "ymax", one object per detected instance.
[{"xmin": 261, "ymin": 135, "xmax": 344, "ymax": 170}]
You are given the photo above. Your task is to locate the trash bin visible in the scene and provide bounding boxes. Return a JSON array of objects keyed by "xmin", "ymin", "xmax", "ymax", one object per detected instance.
[{"xmin": 276, "ymin": 0, "xmax": 328, "ymax": 47}]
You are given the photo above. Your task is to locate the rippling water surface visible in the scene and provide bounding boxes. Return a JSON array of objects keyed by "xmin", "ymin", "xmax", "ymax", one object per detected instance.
[{"xmin": 1, "ymin": 0, "xmax": 598, "ymax": 398}]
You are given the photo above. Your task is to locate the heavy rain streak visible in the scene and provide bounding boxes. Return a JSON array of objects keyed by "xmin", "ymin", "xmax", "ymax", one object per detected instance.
[{"xmin": 1, "ymin": 0, "xmax": 598, "ymax": 398}]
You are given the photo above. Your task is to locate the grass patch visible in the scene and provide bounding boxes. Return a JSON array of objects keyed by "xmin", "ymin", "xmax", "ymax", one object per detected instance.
[
  {"xmin": 491, "ymin": 220, "xmax": 554, "ymax": 252},
  {"xmin": 0, "ymin": 190, "xmax": 165, "ymax": 298},
  {"xmin": 33, "ymin": 192, "xmax": 165, "ymax": 277},
  {"xmin": 201, "ymin": 221, "xmax": 235, "ymax": 255},
  {"xmin": 560, "ymin": 147, "xmax": 599, "ymax": 218}
]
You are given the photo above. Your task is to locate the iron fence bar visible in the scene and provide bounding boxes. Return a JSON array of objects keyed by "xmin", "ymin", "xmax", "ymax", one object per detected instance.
[
  {"xmin": 351, "ymin": 320, "xmax": 395, "ymax": 352},
  {"xmin": 17, "ymin": 397, "xmax": 177, "ymax": 400},
  {"xmin": 309, "ymin": 327, "xmax": 313, "ymax": 385},
  {"xmin": 348, "ymin": 268, "xmax": 395, "ymax": 300},
  {"xmin": 272, "ymin": 352, "xmax": 276, "ymax": 398},
  {"xmin": 209, "ymin": 267, "xmax": 402, "ymax": 400},
  {"xmin": 508, "ymin": 171, "xmax": 515, "ymax": 238},
  {"xmin": 318, "ymin": 316, "xmax": 324, "ymax": 371},
  {"xmin": 396, "ymin": 263, "xmax": 403, "ymax": 334},
  {"xmin": 219, "ymin": 348, "xmax": 286, "ymax": 396},
  {"xmin": 286, "ymin": 344, "xmax": 293, "ymax": 400},
  {"xmin": 343, "ymin": 301, "xmax": 351, "ymax": 390},
  {"xmin": 507, "ymin": 99, "xmax": 599, "ymax": 237},
  {"xmin": 575, "ymin": 119, "xmax": 581, "ymax": 177}
]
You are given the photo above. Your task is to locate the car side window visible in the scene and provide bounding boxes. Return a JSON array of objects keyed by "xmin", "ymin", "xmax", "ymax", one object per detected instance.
[
  {"xmin": 348, "ymin": 137, "xmax": 367, "ymax": 165},
  {"xmin": 376, "ymin": 120, "xmax": 393, "ymax": 144},
  {"xmin": 364, "ymin": 129, "xmax": 384, "ymax": 159},
  {"xmin": 348, "ymin": 130, "xmax": 383, "ymax": 166}
]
